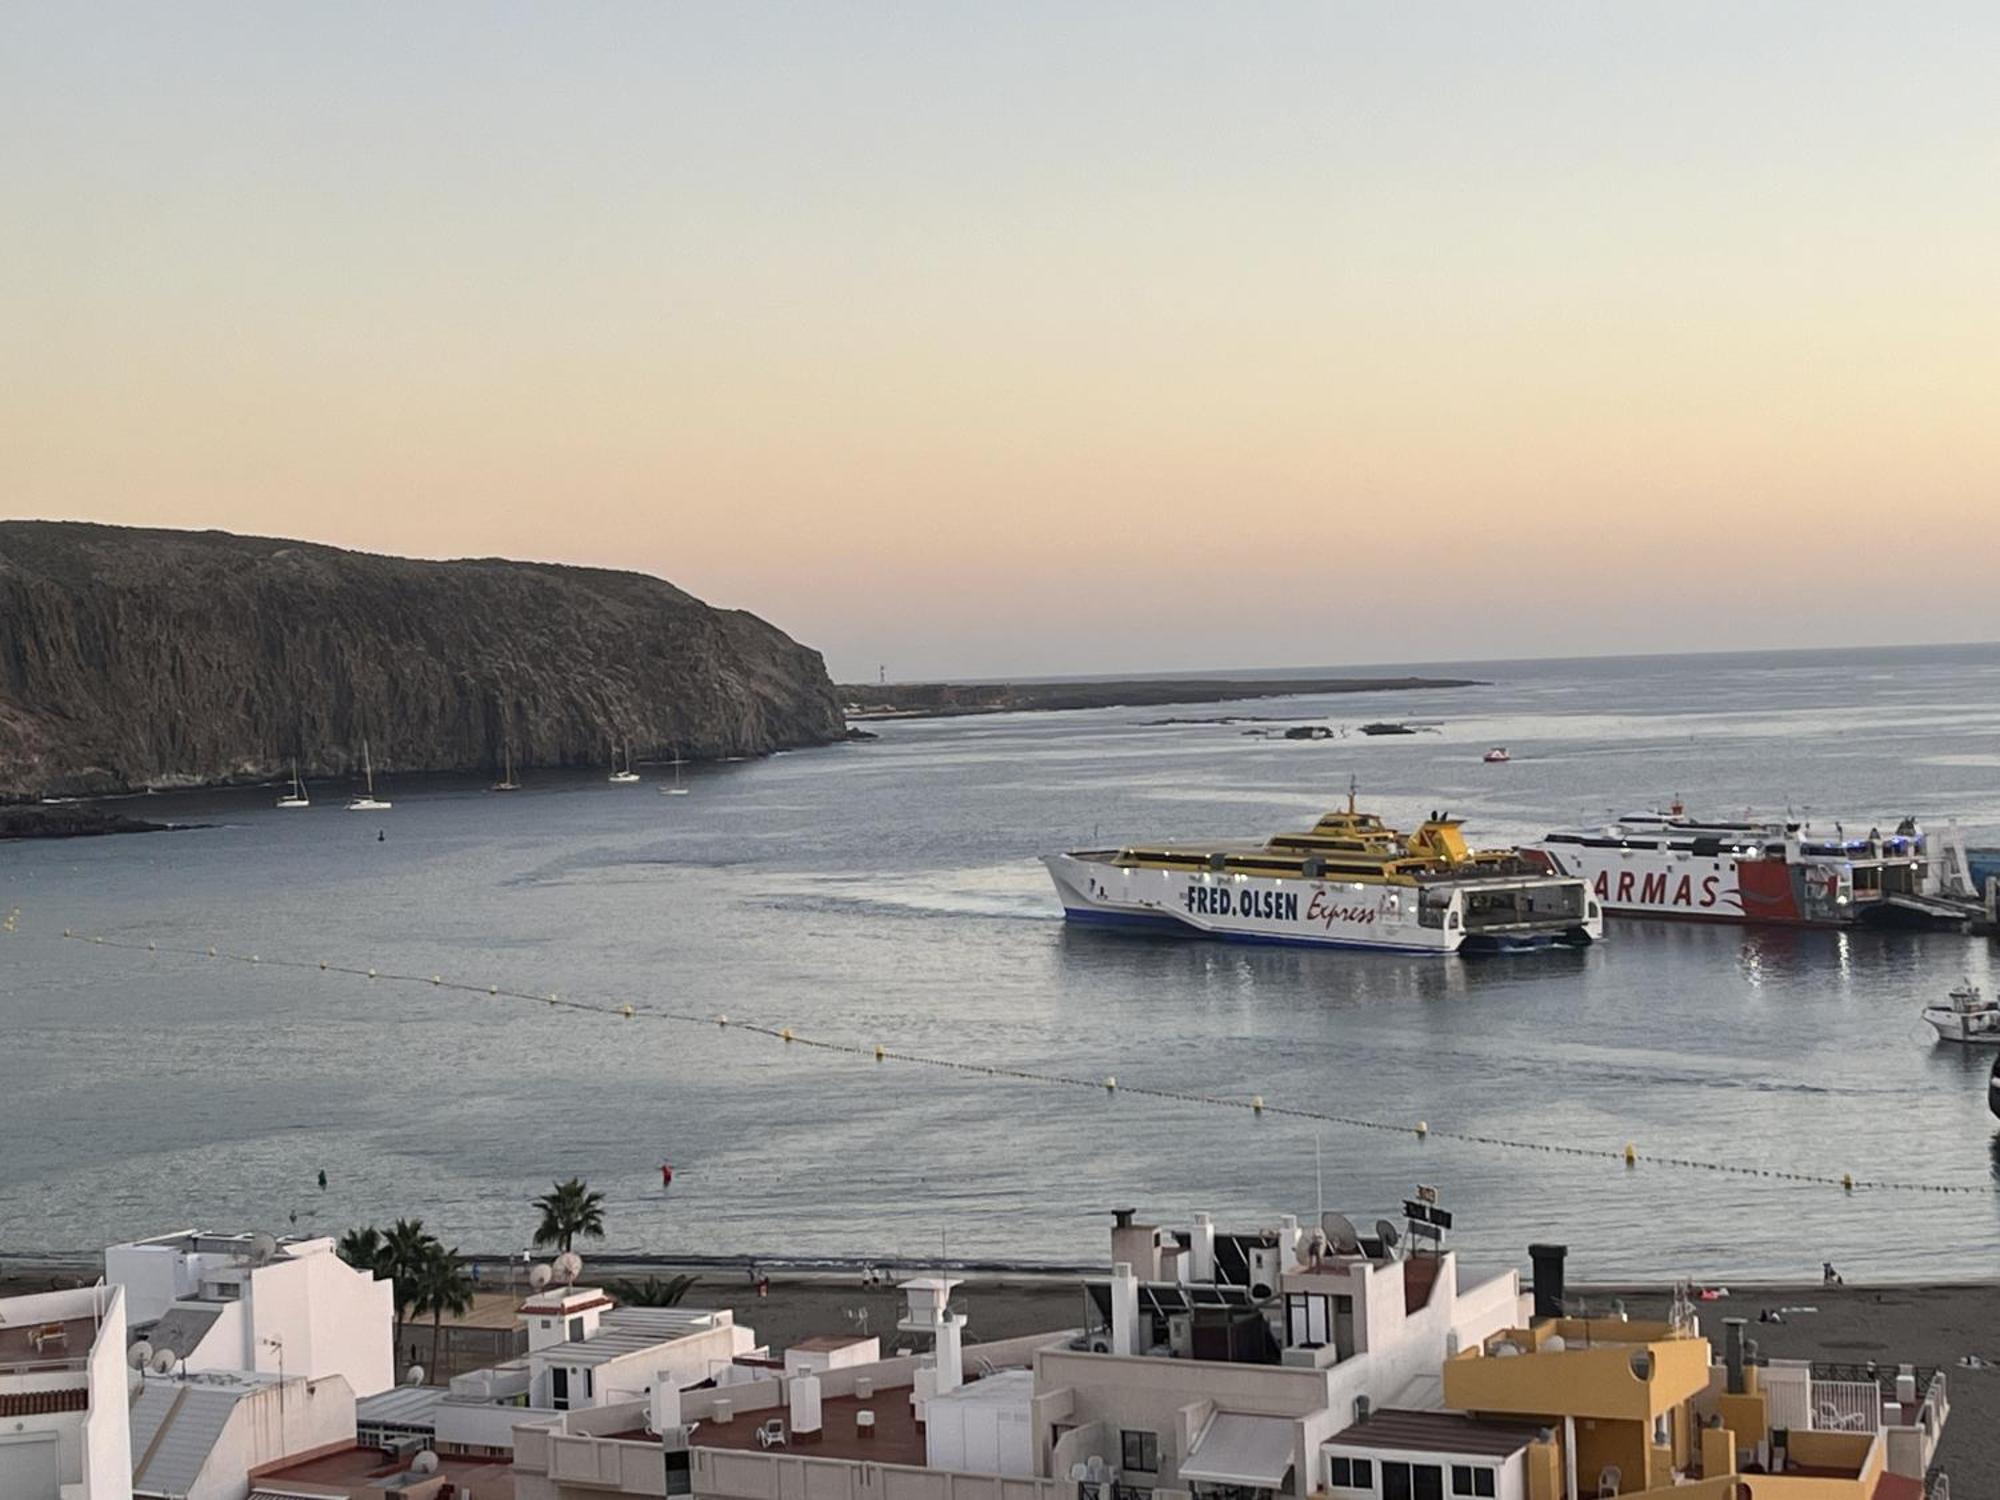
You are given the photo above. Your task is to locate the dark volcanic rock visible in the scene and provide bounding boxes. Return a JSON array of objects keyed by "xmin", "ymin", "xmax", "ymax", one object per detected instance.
[
  {"xmin": 0, "ymin": 522, "xmax": 847, "ymax": 799},
  {"xmin": 0, "ymin": 803, "xmax": 179, "ymax": 839}
]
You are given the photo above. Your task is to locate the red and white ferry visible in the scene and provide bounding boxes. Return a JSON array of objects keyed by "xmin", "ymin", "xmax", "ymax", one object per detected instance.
[{"xmin": 1522, "ymin": 803, "xmax": 1979, "ymax": 928}]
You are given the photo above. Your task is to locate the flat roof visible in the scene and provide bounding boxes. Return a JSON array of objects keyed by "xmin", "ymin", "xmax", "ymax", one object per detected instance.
[
  {"xmin": 792, "ymin": 1334, "xmax": 874, "ymax": 1353},
  {"xmin": 544, "ymin": 1307, "xmax": 728, "ymax": 1367},
  {"xmin": 356, "ymin": 1384, "xmax": 448, "ymax": 1427},
  {"xmin": 693, "ymin": 1387, "xmax": 927, "ymax": 1468},
  {"xmin": 1328, "ymin": 1409, "xmax": 1545, "ymax": 1459}
]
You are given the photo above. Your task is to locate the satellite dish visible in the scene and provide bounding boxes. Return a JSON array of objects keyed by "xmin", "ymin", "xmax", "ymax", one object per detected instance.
[
  {"xmin": 128, "ymin": 1340, "xmax": 154, "ymax": 1370},
  {"xmin": 412, "ymin": 1450, "xmax": 441, "ymax": 1475},
  {"xmin": 554, "ymin": 1251, "xmax": 583, "ymax": 1286},
  {"xmin": 150, "ymin": 1349, "xmax": 178, "ymax": 1375},
  {"xmin": 1374, "ymin": 1220, "xmax": 1403, "ymax": 1256},
  {"xmin": 249, "ymin": 1231, "xmax": 280, "ymax": 1264},
  {"xmin": 1321, "ymin": 1212, "xmax": 1363, "ymax": 1255},
  {"xmin": 528, "ymin": 1263, "xmax": 553, "ymax": 1290},
  {"xmin": 405, "ymin": 1364, "xmax": 426, "ymax": 1386}
]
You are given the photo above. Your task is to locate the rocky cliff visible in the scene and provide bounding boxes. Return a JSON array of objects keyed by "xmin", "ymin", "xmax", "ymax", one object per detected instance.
[{"xmin": 0, "ymin": 522, "xmax": 847, "ymax": 798}]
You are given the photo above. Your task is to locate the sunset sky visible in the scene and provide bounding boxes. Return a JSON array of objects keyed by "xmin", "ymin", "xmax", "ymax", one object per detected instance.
[{"xmin": 5, "ymin": 3, "xmax": 1995, "ymax": 680}]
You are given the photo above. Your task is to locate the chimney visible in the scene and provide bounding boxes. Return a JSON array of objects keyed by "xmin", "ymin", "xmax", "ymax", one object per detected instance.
[
  {"xmin": 1190, "ymin": 1214, "xmax": 1216, "ymax": 1284},
  {"xmin": 1723, "ymin": 1319, "xmax": 1746, "ymax": 1395},
  {"xmin": 1528, "ymin": 1244, "xmax": 1567, "ymax": 1320},
  {"xmin": 1109, "ymin": 1262, "xmax": 1141, "ymax": 1357},
  {"xmin": 789, "ymin": 1372, "xmax": 823, "ymax": 1440}
]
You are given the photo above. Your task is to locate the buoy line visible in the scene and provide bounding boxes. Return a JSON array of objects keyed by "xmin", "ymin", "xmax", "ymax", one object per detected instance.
[{"xmin": 55, "ymin": 928, "xmax": 1992, "ymax": 1197}]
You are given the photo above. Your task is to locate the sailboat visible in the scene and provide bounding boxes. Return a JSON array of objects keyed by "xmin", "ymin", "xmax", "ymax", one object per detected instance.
[
  {"xmin": 277, "ymin": 760, "xmax": 310, "ymax": 809},
  {"xmin": 608, "ymin": 738, "xmax": 640, "ymax": 784},
  {"xmin": 661, "ymin": 749, "xmax": 690, "ymax": 796},
  {"xmin": 492, "ymin": 741, "xmax": 520, "ymax": 792},
  {"xmin": 347, "ymin": 738, "xmax": 392, "ymax": 811}
]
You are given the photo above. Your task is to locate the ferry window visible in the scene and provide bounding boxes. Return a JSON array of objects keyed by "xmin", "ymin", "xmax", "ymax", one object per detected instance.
[
  {"xmin": 1330, "ymin": 1458, "xmax": 1374, "ymax": 1490},
  {"xmin": 1122, "ymin": 1430, "xmax": 1159, "ymax": 1473}
]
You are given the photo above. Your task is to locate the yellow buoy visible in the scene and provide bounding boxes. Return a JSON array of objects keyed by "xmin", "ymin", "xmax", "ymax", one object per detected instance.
[
  {"xmin": 717, "ymin": 1014, "xmax": 728, "ymax": 1027},
  {"xmin": 1251, "ymin": 1095, "xmax": 1264, "ymax": 1114},
  {"xmin": 874, "ymin": 1045, "xmax": 886, "ymax": 1061},
  {"xmin": 432, "ymin": 975, "xmax": 441, "ymax": 986},
  {"xmin": 319, "ymin": 960, "xmax": 327, "ymax": 970},
  {"xmin": 621, "ymin": 1003, "xmax": 634, "ymax": 1018},
  {"xmin": 489, "ymin": 985, "xmax": 498, "ymax": 995},
  {"xmin": 208, "ymin": 946, "xmax": 217, "ymax": 957},
  {"xmin": 1415, "ymin": 1121, "xmax": 1429, "ymax": 1138},
  {"xmin": 781, "ymin": 1027, "xmax": 794, "ymax": 1042},
  {"xmin": 1624, "ymin": 1143, "xmax": 1638, "ymax": 1166},
  {"xmin": 1105, "ymin": 1075, "xmax": 1117, "ymax": 1092},
  {"xmin": 1842, "ymin": 1173, "xmax": 1854, "ymax": 1191},
  {"xmin": 367, "ymin": 968, "xmax": 376, "ymax": 979}
]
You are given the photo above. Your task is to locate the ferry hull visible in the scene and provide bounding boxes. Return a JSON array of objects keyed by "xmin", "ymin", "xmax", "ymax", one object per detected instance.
[{"xmin": 1044, "ymin": 854, "xmax": 1596, "ymax": 955}]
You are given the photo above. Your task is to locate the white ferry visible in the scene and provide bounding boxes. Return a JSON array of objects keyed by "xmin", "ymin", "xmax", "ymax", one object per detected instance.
[
  {"xmin": 1522, "ymin": 804, "xmax": 1978, "ymax": 928},
  {"xmin": 1044, "ymin": 797, "xmax": 1600, "ymax": 954}
]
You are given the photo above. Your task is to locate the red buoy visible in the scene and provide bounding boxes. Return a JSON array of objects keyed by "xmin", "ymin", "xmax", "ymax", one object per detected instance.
[{"xmin": 660, "ymin": 1162, "xmax": 674, "ymax": 1187}]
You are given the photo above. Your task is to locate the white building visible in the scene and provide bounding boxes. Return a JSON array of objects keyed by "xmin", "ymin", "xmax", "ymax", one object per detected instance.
[
  {"xmin": 0, "ymin": 1283, "xmax": 133, "ymax": 1500},
  {"xmin": 369, "ymin": 1285, "xmax": 763, "ymax": 1458},
  {"xmin": 127, "ymin": 1369, "xmax": 357, "ymax": 1500},
  {"xmin": 106, "ymin": 1230, "xmax": 395, "ymax": 1398}
]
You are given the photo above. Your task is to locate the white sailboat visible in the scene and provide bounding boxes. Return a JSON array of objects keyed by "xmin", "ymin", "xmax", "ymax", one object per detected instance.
[
  {"xmin": 277, "ymin": 760, "xmax": 310, "ymax": 809},
  {"xmin": 608, "ymin": 738, "xmax": 640, "ymax": 784},
  {"xmin": 347, "ymin": 739, "xmax": 392, "ymax": 811},
  {"xmin": 661, "ymin": 750, "xmax": 690, "ymax": 796},
  {"xmin": 492, "ymin": 742, "xmax": 520, "ymax": 792}
]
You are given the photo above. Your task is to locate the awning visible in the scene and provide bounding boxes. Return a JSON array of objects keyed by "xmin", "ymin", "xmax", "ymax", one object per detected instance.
[{"xmin": 1178, "ymin": 1414, "xmax": 1296, "ymax": 1489}]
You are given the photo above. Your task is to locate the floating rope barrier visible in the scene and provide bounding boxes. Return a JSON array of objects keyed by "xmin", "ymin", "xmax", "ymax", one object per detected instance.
[{"xmin": 54, "ymin": 928, "xmax": 1994, "ymax": 1197}]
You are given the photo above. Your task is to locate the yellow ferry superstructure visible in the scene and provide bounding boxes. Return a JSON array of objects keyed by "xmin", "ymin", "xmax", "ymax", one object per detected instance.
[{"xmin": 1044, "ymin": 799, "xmax": 1601, "ymax": 953}]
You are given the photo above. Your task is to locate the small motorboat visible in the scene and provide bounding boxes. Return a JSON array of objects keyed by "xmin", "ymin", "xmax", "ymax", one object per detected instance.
[
  {"xmin": 1483, "ymin": 747, "xmax": 1510, "ymax": 764},
  {"xmin": 1923, "ymin": 982, "xmax": 2000, "ymax": 1044}
]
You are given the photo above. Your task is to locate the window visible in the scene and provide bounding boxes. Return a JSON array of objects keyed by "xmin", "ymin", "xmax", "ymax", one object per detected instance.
[
  {"xmin": 583, "ymin": 1368, "xmax": 593, "ymax": 1399},
  {"xmin": 1330, "ymin": 1456, "xmax": 1375, "ymax": 1490},
  {"xmin": 551, "ymin": 1366, "xmax": 570, "ymax": 1410},
  {"xmin": 1122, "ymin": 1430, "xmax": 1160, "ymax": 1473},
  {"xmin": 1450, "ymin": 1467, "xmax": 1493, "ymax": 1498},
  {"xmin": 1384, "ymin": 1462, "xmax": 1443, "ymax": 1500},
  {"xmin": 1288, "ymin": 1292, "xmax": 1332, "ymax": 1347},
  {"xmin": 569, "ymin": 1316, "xmax": 585, "ymax": 1342}
]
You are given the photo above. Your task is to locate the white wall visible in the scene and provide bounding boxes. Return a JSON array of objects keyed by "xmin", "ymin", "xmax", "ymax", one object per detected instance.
[
  {"xmin": 184, "ymin": 1376, "xmax": 356, "ymax": 1500},
  {"xmin": 82, "ymin": 1287, "xmax": 134, "ymax": 1500},
  {"xmin": 105, "ymin": 1241, "xmax": 195, "ymax": 1325}
]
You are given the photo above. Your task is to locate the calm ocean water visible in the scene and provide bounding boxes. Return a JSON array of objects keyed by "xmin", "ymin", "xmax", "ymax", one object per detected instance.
[{"xmin": 5, "ymin": 644, "xmax": 2000, "ymax": 1282}]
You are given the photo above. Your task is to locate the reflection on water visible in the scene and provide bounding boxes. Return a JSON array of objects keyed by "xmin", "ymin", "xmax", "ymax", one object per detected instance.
[{"xmin": 3, "ymin": 644, "xmax": 2000, "ymax": 1277}]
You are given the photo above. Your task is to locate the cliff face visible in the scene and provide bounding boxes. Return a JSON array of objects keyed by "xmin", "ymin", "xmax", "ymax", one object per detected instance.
[{"xmin": 0, "ymin": 522, "xmax": 847, "ymax": 798}]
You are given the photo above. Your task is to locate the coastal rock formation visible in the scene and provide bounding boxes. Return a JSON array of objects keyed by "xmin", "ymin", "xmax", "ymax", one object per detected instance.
[{"xmin": 0, "ymin": 522, "xmax": 847, "ymax": 799}]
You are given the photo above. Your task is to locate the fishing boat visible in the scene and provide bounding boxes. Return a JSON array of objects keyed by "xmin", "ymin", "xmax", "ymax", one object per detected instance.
[
  {"xmin": 1483, "ymin": 748, "xmax": 1510, "ymax": 764},
  {"xmin": 1924, "ymin": 983, "xmax": 2000, "ymax": 1045},
  {"xmin": 346, "ymin": 739, "xmax": 392, "ymax": 811},
  {"xmin": 277, "ymin": 761, "xmax": 310, "ymax": 809},
  {"xmin": 661, "ymin": 750, "xmax": 690, "ymax": 796},
  {"xmin": 608, "ymin": 739, "xmax": 641, "ymax": 784},
  {"xmin": 1044, "ymin": 787, "xmax": 1601, "ymax": 954},
  {"xmin": 1523, "ymin": 803, "xmax": 1978, "ymax": 928},
  {"xmin": 492, "ymin": 742, "xmax": 520, "ymax": 792}
]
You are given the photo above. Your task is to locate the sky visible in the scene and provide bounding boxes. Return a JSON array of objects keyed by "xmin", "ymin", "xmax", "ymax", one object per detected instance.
[{"xmin": 4, "ymin": 3, "xmax": 1996, "ymax": 682}]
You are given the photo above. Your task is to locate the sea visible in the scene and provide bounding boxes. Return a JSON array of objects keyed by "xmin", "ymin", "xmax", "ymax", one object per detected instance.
[{"xmin": 5, "ymin": 643, "xmax": 2000, "ymax": 1285}]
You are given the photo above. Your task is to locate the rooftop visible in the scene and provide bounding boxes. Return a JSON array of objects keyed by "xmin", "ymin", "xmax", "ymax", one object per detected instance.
[
  {"xmin": 543, "ymin": 1307, "xmax": 731, "ymax": 1367},
  {"xmin": 792, "ymin": 1333, "xmax": 875, "ymax": 1353},
  {"xmin": 0, "ymin": 1312, "xmax": 98, "ymax": 1373},
  {"xmin": 257, "ymin": 1444, "xmax": 515, "ymax": 1500},
  {"xmin": 692, "ymin": 1386, "xmax": 927, "ymax": 1468},
  {"xmin": 1328, "ymin": 1409, "xmax": 1548, "ymax": 1459}
]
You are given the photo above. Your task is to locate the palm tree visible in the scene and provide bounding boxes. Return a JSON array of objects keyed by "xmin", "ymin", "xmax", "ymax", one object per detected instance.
[
  {"xmin": 411, "ymin": 1244, "xmax": 476, "ymax": 1378},
  {"xmin": 608, "ymin": 1274, "xmax": 698, "ymax": 1308},
  {"xmin": 336, "ymin": 1225, "xmax": 387, "ymax": 1275},
  {"xmin": 532, "ymin": 1178, "xmax": 606, "ymax": 1254},
  {"xmin": 381, "ymin": 1217, "xmax": 443, "ymax": 1333}
]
